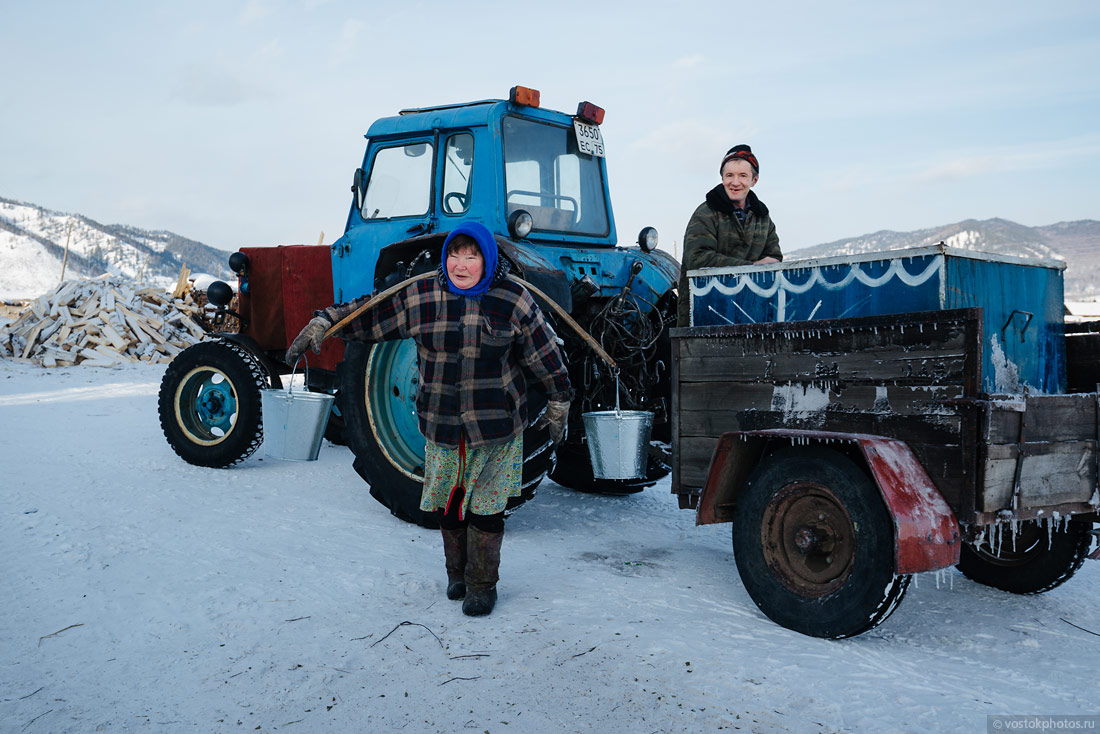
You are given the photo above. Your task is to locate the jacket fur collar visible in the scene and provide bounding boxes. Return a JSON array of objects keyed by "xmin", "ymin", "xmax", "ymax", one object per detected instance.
[{"xmin": 705, "ymin": 185, "xmax": 769, "ymax": 217}]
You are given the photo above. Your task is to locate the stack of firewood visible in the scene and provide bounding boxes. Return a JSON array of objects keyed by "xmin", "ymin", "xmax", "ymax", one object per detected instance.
[{"xmin": 0, "ymin": 275, "xmax": 210, "ymax": 367}]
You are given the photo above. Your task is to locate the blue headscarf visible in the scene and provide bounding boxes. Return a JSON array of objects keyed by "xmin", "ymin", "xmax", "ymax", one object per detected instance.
[{"xmin": 442, "ymin": 221, "xmax": 499, "ymax": 299}]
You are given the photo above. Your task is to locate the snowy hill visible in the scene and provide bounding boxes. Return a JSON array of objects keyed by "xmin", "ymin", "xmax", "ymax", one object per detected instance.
[
  {"xmin": 788, "ymin": 217, "xmax": 1100, "ymax": 298},
  {"xmin": 0, "ymin": 197, "xmax": 232, "ymax": 300}
]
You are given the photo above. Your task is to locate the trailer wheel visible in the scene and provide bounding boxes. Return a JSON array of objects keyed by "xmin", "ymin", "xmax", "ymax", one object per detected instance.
[
  {"xmin": 732, "ymin": 446, "xmax": 910, "ymax": 638},
  {"xmin": 158, "ymin": 340, "xmax": 267, "ymax": 467},
  {"xmin": 957, "ymin": 520, "xmax": 1092, "ymax": 594},
  {"xmin": 337, "ymin": 340, "xmax": 552, "ymax": 528}
]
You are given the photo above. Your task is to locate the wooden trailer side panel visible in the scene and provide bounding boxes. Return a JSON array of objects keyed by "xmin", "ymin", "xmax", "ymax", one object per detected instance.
[
  {"xmin": 977, "ymin": 394, "xmax": 1099, "ymax": 517},
  {"xmin": 671, "ymin": 308, "xmax": 983, "ymax": 515}
]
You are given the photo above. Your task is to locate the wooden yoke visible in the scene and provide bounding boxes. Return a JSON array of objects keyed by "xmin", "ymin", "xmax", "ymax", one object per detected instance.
[{"xmin": 321, "ymin": 271, "xmax": 617, "ymax": 371}]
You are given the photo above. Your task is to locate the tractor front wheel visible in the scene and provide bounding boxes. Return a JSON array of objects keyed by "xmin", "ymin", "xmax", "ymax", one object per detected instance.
[{"xmin": 158, "ymin": 340, "xmax": 267, "ymax": 467}]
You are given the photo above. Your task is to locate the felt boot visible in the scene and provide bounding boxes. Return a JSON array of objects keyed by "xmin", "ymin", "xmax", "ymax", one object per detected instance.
[
  {"xmin": 462, "ymin": 526, "xmax": 503, "ymax": 617},
  {"xmin": 441, "ymin": 527, "xmax": 467, "ymax": 600}
]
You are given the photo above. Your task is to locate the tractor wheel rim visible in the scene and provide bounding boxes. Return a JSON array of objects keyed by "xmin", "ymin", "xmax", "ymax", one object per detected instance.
[
  {"xmin": 365, "ymin": 340, "xmax": 425, "ymax": 480},
  {"xmin": 761, "ymin": 482, "xmax": 856, "ymax": 598},
  {"xmin": 174, "ymin": 366, "xmax": 238, "ymax": 446}
]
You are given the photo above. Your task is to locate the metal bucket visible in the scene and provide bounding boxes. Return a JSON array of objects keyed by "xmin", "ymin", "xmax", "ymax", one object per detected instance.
[
  {"xmin": 581, "ymin": 409, "xmax": 654, "ymax": 480},
  {"xmin": 260, "ymin": 357, "xmax": 334, "ymax": 461}
]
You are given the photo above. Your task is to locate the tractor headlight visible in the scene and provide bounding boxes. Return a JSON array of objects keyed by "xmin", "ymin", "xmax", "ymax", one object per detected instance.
[
  {"xmin": 508, "ymin": 209, "xmax": 534, "ymax": 240},
  {"xmin": 638, "ymin": 226, "xmax": 658, "ymax": 253}
]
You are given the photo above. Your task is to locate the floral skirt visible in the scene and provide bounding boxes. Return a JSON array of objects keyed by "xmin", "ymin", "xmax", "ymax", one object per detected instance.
[{"xmin": 420, "ymin": 433, "xmax": 524, "ymax": 519}]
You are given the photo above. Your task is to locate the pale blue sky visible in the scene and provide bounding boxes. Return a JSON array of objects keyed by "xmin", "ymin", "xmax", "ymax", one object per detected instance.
[{"xmin": 1, "ymin": 0, "xmax": 1097, "ymax": 257}]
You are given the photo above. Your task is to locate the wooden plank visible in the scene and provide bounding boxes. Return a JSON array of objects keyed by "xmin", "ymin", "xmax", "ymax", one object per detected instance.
[
  {"xmin": 173, "ymin": 264, "xmax": 191, "ymax": 299},
  {"xmin": 676, "ymin": 350, "xmax": 970, "ymax": 387},
  {"xmin": 20, "ymin": 322, "xmax": 45, "ymax": 358},
  {"xmin": 984, "ymin": 394, "xmax": 1098, "ymax": 444},
  {"xmin": 676, "ymin": 322, "xmax": 976, "ymax": 390},
  {"xmin": 980, "ymin": 440, "xmax": 1098, "ymax": 511},
  {"xmin": 678, "ymin": 435, "xmax": 721, "ymax": 490},
  {"xmin": 675, "ymin": 308, "xmax": 982, "ymax": 392},
  {"xmin": 679, "ymin": 381, "xmax": 961, "ymax": 417},
  {"xmin": 98, "ymin": 322, "xmax": 130, "ymax": 351}
]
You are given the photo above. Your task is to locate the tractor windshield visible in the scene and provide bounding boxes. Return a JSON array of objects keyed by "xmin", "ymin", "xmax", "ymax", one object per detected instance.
[{"xmin": 502, "ymin": 115, "xmax": 610, "ymax": 237}]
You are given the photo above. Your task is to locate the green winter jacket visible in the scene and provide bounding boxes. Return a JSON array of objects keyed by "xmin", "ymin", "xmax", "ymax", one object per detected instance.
[{"xmin": 676, "ymin": 185, "xmax": 781, "ymax": 326}]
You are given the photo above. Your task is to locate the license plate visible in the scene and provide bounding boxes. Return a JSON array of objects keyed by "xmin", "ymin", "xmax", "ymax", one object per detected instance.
[{"xmin": 573, "ymin": 120, "xmax": 605, "ymax": 157}]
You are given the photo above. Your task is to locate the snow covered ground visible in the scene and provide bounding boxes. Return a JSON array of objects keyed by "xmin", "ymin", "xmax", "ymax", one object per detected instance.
[{"xmin": 2, "ymin": 361, "xmax": 1098, "ymax": 733}]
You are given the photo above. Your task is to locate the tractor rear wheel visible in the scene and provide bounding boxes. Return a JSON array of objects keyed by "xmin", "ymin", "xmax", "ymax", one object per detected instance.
[
  {"xmin": 958, "ymin": 520, "xmax": 1092, "ymax": 594},
  {"xmin": 158, "ymin": 340, "xmax": 267, "ymax": 467},
  {"xmin": 732, "ymin": 446, "xmax": 910, "ymax": 638},
  {"xmin": 337, "ymin": 340, "xmax": 553, "ymax": 528}
]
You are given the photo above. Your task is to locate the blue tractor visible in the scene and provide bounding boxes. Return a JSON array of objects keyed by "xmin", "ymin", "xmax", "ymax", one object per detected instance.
[{"xmin": 158, "ymin": 86, "xmax": 680, "ymax": 527}]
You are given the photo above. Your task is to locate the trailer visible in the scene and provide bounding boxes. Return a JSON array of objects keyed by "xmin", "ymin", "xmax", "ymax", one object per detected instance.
[{"xmin": 671, "ymin": 245, "xmax": 1100, "ymax": 638}]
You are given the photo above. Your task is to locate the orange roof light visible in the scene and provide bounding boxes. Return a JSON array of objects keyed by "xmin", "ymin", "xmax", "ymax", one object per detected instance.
[
  {"xmin": 509, "ymin": 86, "xmax": 541, "ymax": 108},
  {"xmin": 576, "ymin": 101, "xmax": 605, "ymax": 125}
]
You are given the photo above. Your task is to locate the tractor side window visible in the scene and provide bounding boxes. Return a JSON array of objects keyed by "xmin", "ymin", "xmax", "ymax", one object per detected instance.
[
  {"xmin": 361, "ymin": 142, "xmax": 434, "ymax": 220},
  {"xmin": 442, "ymin": 133, "xmax": 474, "ymax": 215}
]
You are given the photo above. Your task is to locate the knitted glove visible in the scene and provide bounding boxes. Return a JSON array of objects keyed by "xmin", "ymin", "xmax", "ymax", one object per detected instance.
[
  {"xmin": 285, "ymin": 316, "xmax": 331, "ymax": 365},
  {"xmin": 534, "ymin": 399, "xmax": 570, "ymax": 444}
]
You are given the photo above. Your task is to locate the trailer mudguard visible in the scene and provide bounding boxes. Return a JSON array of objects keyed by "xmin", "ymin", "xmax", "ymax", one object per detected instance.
[{"xmin": 697, "ymin": 429, "xmax": 961, "ymax": 574}]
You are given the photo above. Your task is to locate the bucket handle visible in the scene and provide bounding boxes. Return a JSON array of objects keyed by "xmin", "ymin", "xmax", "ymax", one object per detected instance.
[
  {"xmin": 287, "ymin": 353, "xmax": 310, "ymax": 397},
  {"xmin": 613, "ymin": 366, "xmax": 621, "ymax": 417}
]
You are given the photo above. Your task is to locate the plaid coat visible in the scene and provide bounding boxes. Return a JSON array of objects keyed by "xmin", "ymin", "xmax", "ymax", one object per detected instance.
[
  {"xmin": 676, "ymin": 186, "xmax": 782, "ymax": 326},
  {"xmin": 321, "ymin": 261, "xmax": 573, "ymax": 449}
]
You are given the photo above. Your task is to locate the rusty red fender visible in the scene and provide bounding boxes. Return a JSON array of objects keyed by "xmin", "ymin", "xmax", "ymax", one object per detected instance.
[{"xmin": 696, "ymin": 429, "xmax": 961, "ymax": 574}]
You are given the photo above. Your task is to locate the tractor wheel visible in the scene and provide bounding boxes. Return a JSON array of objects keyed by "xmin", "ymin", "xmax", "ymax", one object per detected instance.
[
  {"xmin": 337, "ymin": 340, "xmax": 553, "ymax": 528},
  {"xmin": 321, "ymin": 399, "xmax": 347, "ymax": 445},
  {"xmin": 158, "ymin": 340, "xmax": 267, "ymax": 467},
  {"xmin": 732, "ymin": 446, "xmax": 910, "ymax": 639},
  {"xmin": 957, "ymin": 520, "xmax": 1092, "ymax": 594}
]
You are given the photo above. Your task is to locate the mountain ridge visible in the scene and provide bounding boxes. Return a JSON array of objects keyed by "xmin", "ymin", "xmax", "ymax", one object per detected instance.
[
  {"xmin": 787, "ymin": 216, "xmax": 1099, "ymax": 297},
  {"xmin": 0, "ymin": 197, "xmax": 233, "ymax": 300},
  {"xmin": 1, "ymin": 198, "xmax": 1096, "ymax": 300}
]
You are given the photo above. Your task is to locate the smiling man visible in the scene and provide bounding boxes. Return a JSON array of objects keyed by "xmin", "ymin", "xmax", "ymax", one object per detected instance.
[{"xmin": 676, "ymin": 144, "xmax": 782, "ymax": 326}]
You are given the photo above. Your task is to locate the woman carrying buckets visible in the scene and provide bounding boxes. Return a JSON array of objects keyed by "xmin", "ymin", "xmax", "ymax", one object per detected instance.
[{"xmin": 285, "ymin": 221, "xmax": 573, "ymax": 616}]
